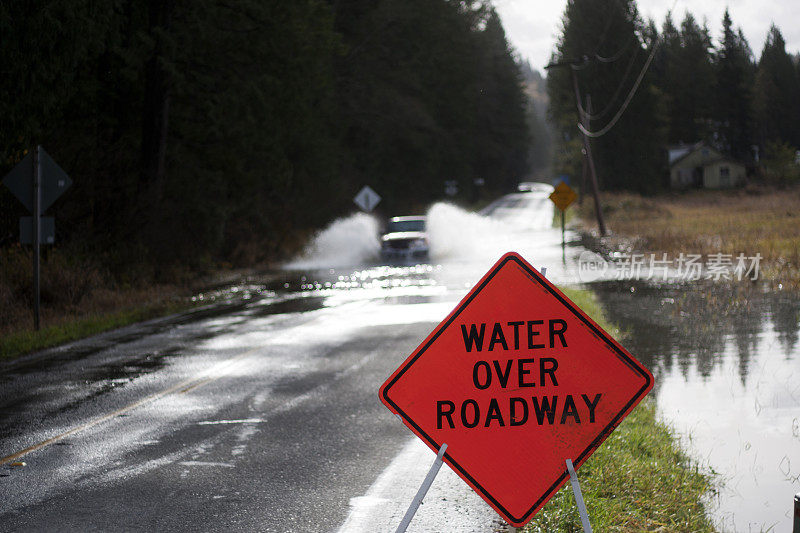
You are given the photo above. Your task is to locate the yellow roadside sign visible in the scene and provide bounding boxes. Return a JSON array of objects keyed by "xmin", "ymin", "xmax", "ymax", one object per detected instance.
[{"xmin": 549, "ymin": 182, "xmax": 577, "ymax": 211}]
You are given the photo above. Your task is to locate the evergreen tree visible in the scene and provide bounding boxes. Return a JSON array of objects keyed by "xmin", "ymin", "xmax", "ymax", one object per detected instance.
[
  {"xmin": 754, "ymin": 25, "xmax": 800, "ymax": 148},
  {"xmin": 650, "ymin": 13, "xmax": 678, "ymax": 92},
  {"xmin": 332, "ymin": 0, "xmax": 529, "ymax": 210},
  {"xmin": 660, "ymin": 12, "xmax": 716, "ymax": 145},
  {"xmin": 472, "ymin": 7, "xmax": 529, "ymax": 192},
  {"xmin": 1, "ymin": 0, "xmax": 533, "ymax": 272},
  {"xmin": 520, "ymin": 61, "xmax": 553, "ymax": 176},
  {"xmin": 548, "ymin": 0, "xmax": 665, "ymax": 192},
  {"xmin": 713, "ymin": 10, "xmax": 755, "ymax": 161}
]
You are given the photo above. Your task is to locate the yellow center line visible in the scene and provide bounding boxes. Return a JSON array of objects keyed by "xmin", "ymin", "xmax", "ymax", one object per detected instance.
[{"xmin": 0, "ymin": 346, "xmax": 260, "ymax": 466}]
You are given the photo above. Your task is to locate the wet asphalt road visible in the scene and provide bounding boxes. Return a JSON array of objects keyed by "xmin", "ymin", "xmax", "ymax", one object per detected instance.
[
  {"xmin": 0, "ymin": 294, "xmax": 447, "ymax": 531},
  {"xmin": 0, "ymin": 191, "xmax": 564, "ymax": 532}
]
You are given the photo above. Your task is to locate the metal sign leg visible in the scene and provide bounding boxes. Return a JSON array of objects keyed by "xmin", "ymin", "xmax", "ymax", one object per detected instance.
[
  {"xmin": 566, "ymin": 459, "xmax": 592, "ymax": 533},
  {"xmin": 395, "ymin": 443, "xmax": 448, "ymax": 533}
]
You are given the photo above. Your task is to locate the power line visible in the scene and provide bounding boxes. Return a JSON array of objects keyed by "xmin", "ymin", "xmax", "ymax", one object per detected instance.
[
  {"xmin": 575, "ymin": 0, "xmax": 680, "ymax": 137},
  {"xmin": 576, "ymin": 34, "xmax": 659, "ymax": 138},
  {"xmin": 595, "ymin": 34, "xmax": 635, "ymax": 63},
  {"xmin": 577, "ymin": 44, "xmax": 640, "ymax": 122}
]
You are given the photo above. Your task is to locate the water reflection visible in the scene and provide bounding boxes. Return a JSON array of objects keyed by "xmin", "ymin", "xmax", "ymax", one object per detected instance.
[{"xmin": 592, "ymin": 280, "xmax": 800, "ymax": 531}]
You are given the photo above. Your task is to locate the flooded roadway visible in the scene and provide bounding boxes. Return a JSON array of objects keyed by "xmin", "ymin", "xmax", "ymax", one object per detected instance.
[
  {"xmin": 1, "ymin": 187, "xmax": 799, "ymax": 531},
  {"xmin": 0, "ymin": 189, "xmax": 568, "ymax": 532}
]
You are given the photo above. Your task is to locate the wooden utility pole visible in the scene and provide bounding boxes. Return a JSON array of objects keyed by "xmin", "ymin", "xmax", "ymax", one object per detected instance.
[
  {"xmin": 579, "ymin": 150, "xmax": 587, "ymax": 206},
  {"xmin": 571, "ymin": 72, "xmax": 606, "ymax": 236},
  {"xmin": 545, "ymin": 58, "xmax": 606, "ymax": 236}
]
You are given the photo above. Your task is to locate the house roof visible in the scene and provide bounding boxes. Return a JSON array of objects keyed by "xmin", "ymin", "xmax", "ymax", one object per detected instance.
[
  {"xmin": 669, "ymin": 141, "xmax": 743, "ymax": 169},
  {"xmin": 667, "ymin": 141, "xmax": 705, "ymax": 164}
]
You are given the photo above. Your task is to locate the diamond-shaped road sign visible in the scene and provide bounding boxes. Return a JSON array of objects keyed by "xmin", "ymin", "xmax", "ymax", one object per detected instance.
[
  {"xmin": 380, "ymin": 252, "xmax": 653, "ymax": 527},
  {"xmin": 549, "ymin": 182, "xmax": 577, "ymax": 212},
  {"xmin": 2, "ymin": 149, "xmax": 72, "ymax": 213},
  {"xmin": 353, "ymin": 185, "xmax": 381, "ymax": 212}
]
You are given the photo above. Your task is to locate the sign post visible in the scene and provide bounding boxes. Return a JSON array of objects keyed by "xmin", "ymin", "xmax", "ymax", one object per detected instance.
[
  {"xmin": 2, "ymin": 146, "xmax": 72, "ymax": 330},
  {"xmin": 395, "ymin": 443, "xmax": 448, "ymax": 533},
  {"xmin": 549, "ymin": 182, "xmax": 577, "ymax": 263},
  {"xmin": 380, "ymin": 252, "xmax": 653, "ymax": 528},
  {"xmin": 33, "ymin": 146, "xmax": 41, "ymax": 330},
  {"xmin": 566, "ymin": 458, "xmax": 592, "ymax": 533}
]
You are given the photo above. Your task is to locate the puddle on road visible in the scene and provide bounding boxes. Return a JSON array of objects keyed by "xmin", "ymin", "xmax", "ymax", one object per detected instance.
[{"xmin": 592, "ymin": 280, "xmax": 800, "ymax": 531}]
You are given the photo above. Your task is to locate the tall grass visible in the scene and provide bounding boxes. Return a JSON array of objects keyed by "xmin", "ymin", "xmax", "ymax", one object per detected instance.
[
  {"xmin": 577, "ymin": 186, "xmax": 800, "ymax": 288},
  {"xmin": 0, "ymin": 304, "xmax": 191, "ymax": 359},
  {"xmin": 0, "ymin": 245, "xmax": 195, "ymax": 360}
]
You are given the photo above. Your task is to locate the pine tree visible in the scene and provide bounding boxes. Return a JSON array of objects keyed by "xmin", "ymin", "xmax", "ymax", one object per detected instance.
[
  {"xmin": 754, "ymin": 25, "xmax": 800, "ymax": 148},
  {"xmin": 1, "ymin": 0, "xmax": 534, "ymax": 271},
  {"xmin": 660, "ymin": 12, "xmax": 716, "ymax": 145},
  {"xmin": 332, "ymin": 0, "xmax": 530, "ymax": 209},
  {"xmin": 473, "ymin": 7, "xmax": 530, "ymax": 192},
  {"xmin": 547, "ymin": 0, "xmax": 665, "ymax": 192},
  {"xmin": 713, "ymin": 10, "xmax": 755, "ymax": 161}
]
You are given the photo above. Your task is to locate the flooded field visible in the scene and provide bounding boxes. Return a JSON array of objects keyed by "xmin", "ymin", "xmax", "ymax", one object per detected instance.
[{"xmin": 593, "ymin": 281, "xmax": 800, "ymax": 531}]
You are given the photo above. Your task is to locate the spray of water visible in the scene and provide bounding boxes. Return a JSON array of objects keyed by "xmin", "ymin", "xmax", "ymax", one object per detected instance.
[
  {"xmin": 285, "ymin": 212, "xmax": 380, "ymax": 269},
  {"xmin": 426, "ymin": 203, "xmax": 512, "ymax": 261},
  {"xmin": 285, "ymin": 192, "xmax": 557, "ymax": 270},
  {"xmin": 481, "ymin": 191, "xmax": 555, "ymax": 230}
]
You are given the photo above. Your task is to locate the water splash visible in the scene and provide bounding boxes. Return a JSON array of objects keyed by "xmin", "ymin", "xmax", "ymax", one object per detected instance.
[
  {"xmin": 285, "ymin": 192, "xmax": 556, "ymax": 270},
  {"xmin": 426, "ymin": 203, "xmax": 511, "ymax": 261},
  {"xmin": 285, "ymin": 212, "xmax": 380, "ymax": 269}
]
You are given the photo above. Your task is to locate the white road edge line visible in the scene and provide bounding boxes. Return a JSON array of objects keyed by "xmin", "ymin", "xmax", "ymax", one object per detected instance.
[{"xmin": 337, "ymin": 438, "xmax": 498, "ymax": 533}]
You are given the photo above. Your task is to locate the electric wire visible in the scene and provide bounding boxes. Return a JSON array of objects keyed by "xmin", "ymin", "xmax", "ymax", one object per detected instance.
[
  {"xmin": 576, "ymin": 33, "xmax": 659, "ymax": 138},
  {"xmin": 595, "ymin": 34, "xmax": 635, "ymax": 63},
  {"xmin": 577, "ymin": 44, "xmax": 640, "ymax": 121},
  {"xmin": 573, "ymin": 0, "xmax": 679, "ymax": 138},
  {"xmin": 568, "ymin": 0, "xmax": 637, "ymax": 122}
]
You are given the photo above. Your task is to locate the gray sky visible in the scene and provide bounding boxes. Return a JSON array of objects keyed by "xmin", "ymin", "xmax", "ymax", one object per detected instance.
[{"xmin": 494, "ymin": 0, "xmax": 800, "ymax": 73}]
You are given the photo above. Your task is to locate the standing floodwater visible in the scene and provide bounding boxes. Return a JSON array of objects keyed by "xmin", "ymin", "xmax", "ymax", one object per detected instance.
[
  {"xmin": 280, "ymin": 187, "xmax": 800, "ymax": 530},
  {"xmin": 593, "ymin": 281, "xmax": 800, "ymax": 531}
]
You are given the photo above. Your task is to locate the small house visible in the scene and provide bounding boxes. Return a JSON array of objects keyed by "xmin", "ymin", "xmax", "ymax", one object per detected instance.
[{"xmin": 668, "ymin": 142, "xmax": 746, "ymax": 189}]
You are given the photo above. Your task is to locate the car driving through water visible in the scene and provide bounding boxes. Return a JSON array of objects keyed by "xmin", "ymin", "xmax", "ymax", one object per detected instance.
[{"xmin": 380, "ymin": 216, "xmax": 429, "ymax": 260}]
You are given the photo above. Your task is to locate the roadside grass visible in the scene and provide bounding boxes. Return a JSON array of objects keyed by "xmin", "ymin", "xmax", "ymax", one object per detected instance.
[
  {"xmin": 577, "ymin": 185, "xmax": 800, "ymax": 289},
  {"xmin": 0, "ymin": 246, "xmax": 206, "ymax": 361},
  {"xmin": 0, "ymin": 300, "xmax": 194, "ymax": 361},
  {"xmin": 524, "ymin": 399, "xmax": 716, "ymax": 532},
  {"xmin": 522, "ymin": 288, "xmax": 718, "ymax": 532}
]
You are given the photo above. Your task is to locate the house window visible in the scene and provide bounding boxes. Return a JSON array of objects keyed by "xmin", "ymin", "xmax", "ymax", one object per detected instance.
[{"xmin": 720, "ymin": 166, "xmax": 730, "ymax": 186}]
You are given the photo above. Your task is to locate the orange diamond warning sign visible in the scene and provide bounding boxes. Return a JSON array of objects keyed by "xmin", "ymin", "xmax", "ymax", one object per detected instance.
[
  {"xmin": 379, "ymin": 252, "xmax": 653, "ymax": 527},
  {"xmin": 549, "ymin": 182, "xmax": 577, "ymax": 211}
]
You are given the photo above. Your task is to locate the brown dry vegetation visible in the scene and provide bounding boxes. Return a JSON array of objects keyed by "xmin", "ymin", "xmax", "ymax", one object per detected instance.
[
  {"xmin": 0, "ymin": 245, "xmax": 198, "ymax": 356},
  {"xmin": 0, "ymin": 228, "xmax": 307, "ymax": 359},
  {"xmin": 577, "ymin": 185, "xmax": 800, "ymax": 288}
]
